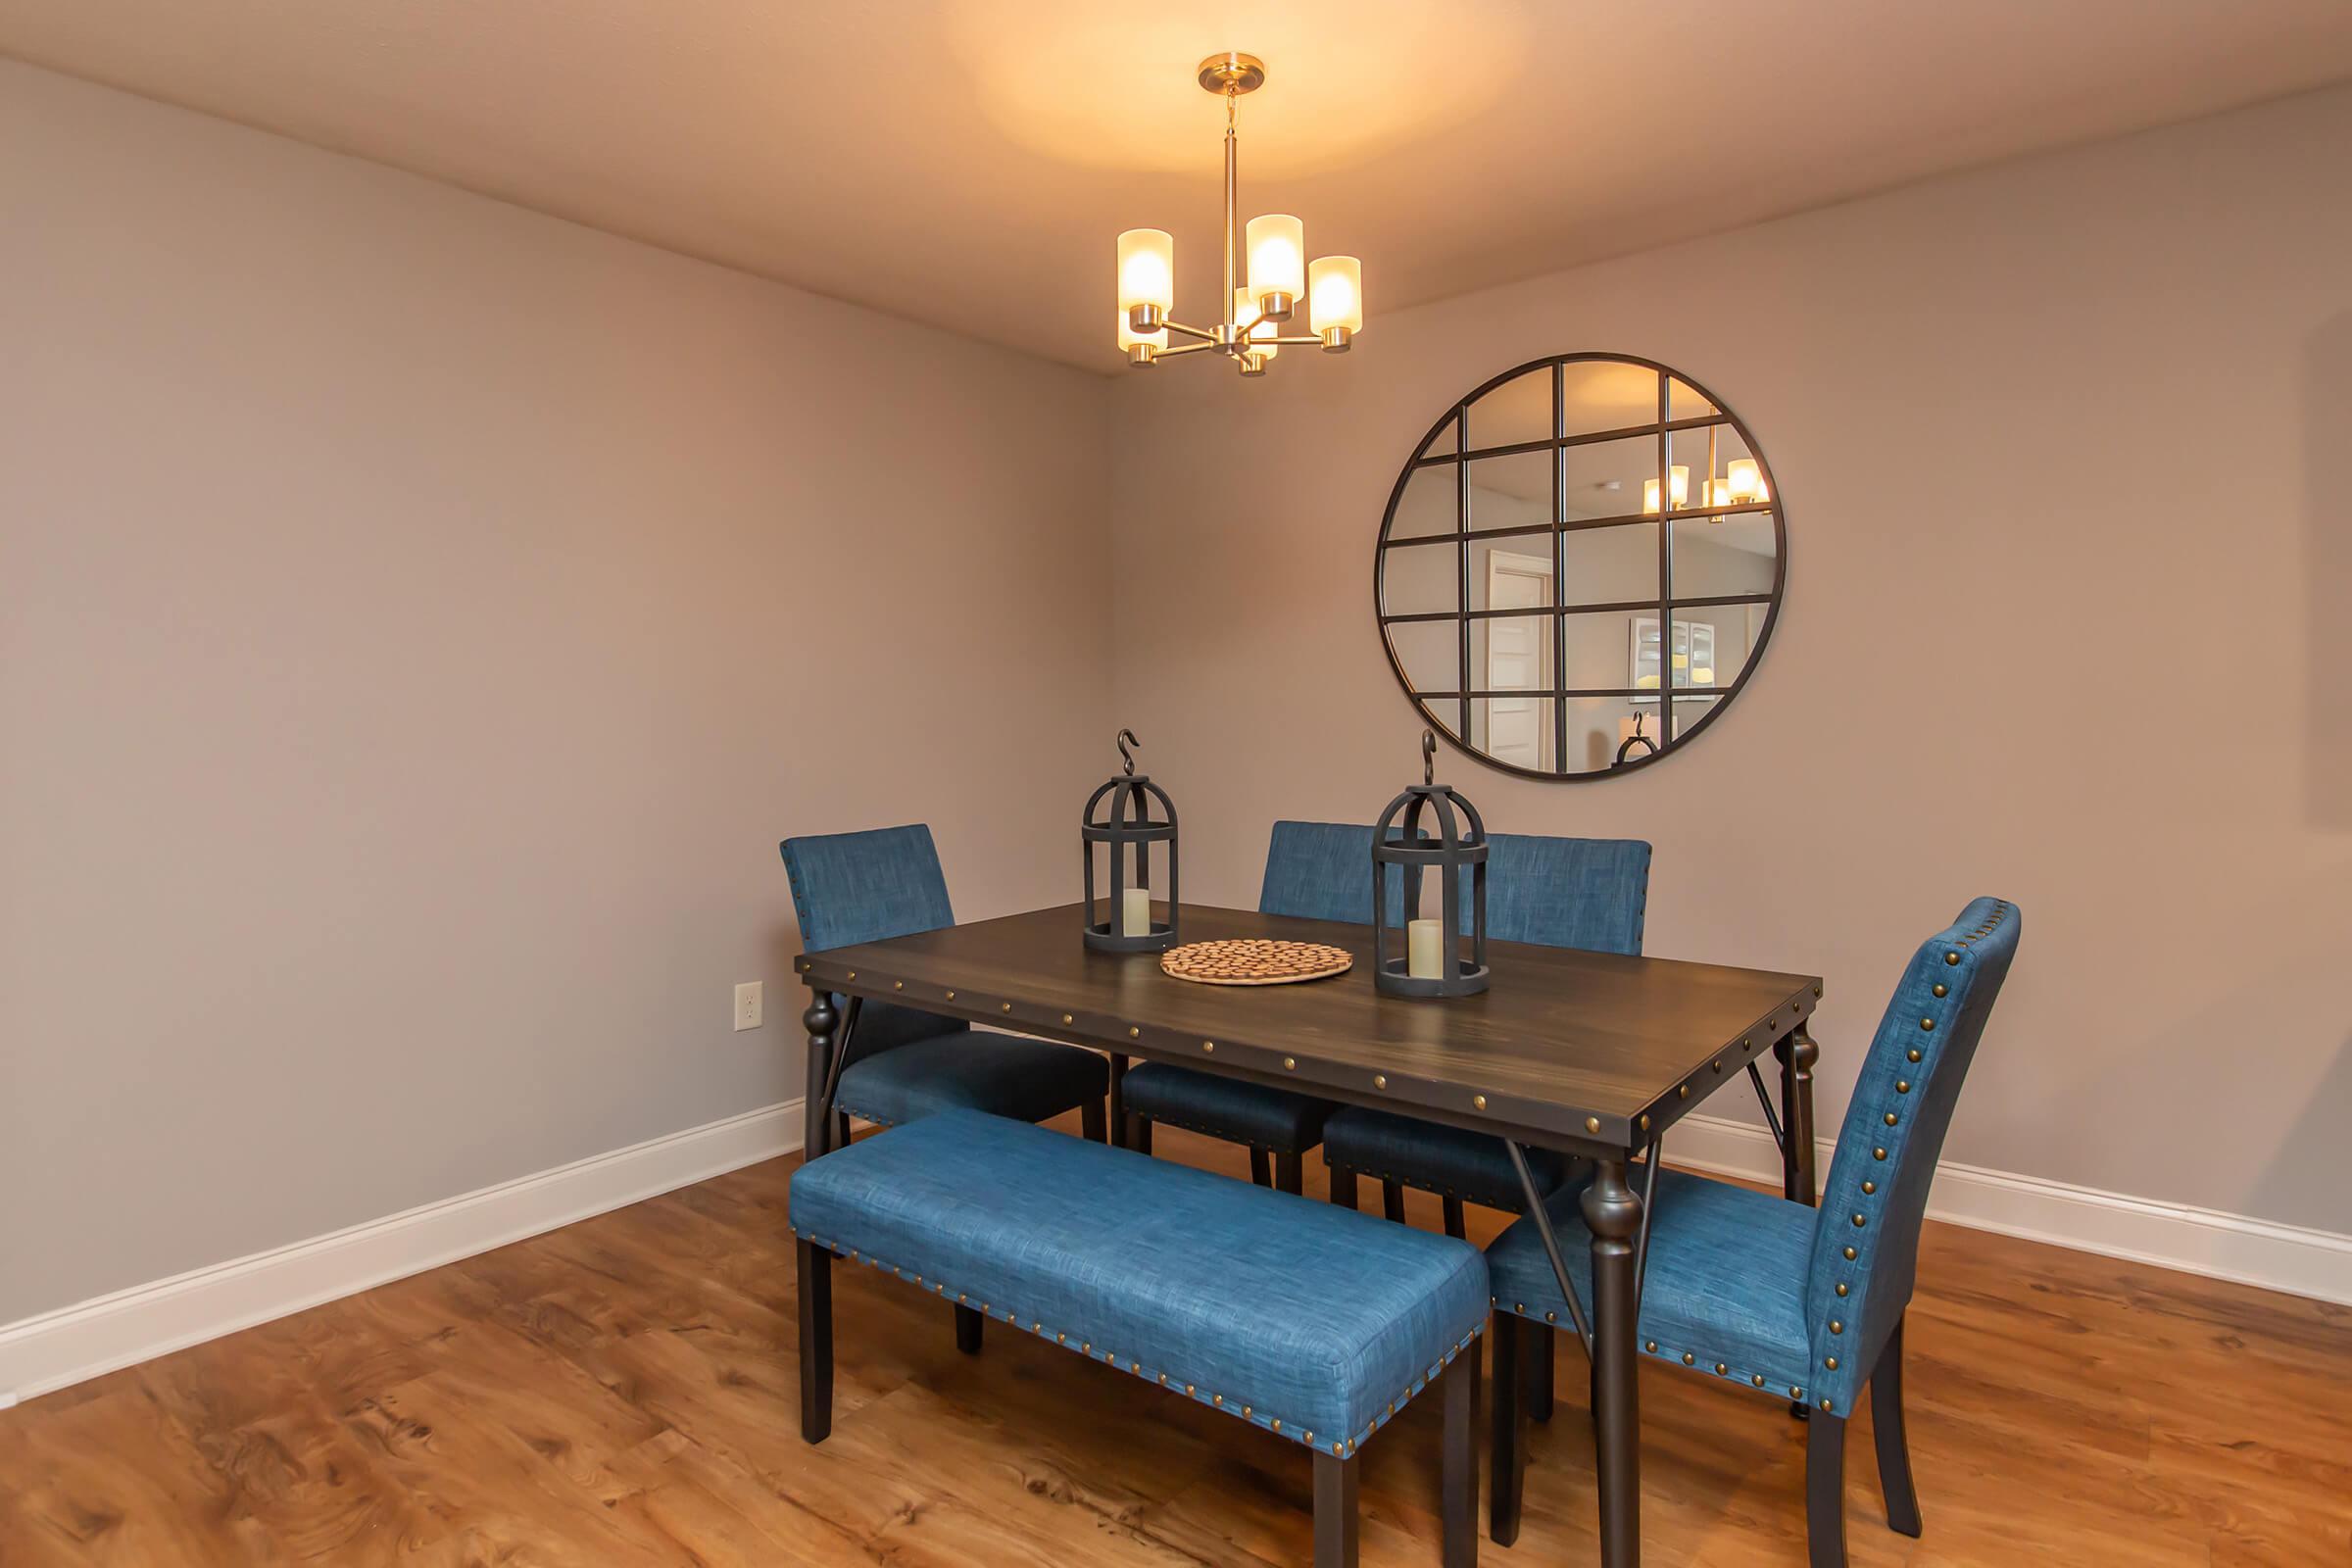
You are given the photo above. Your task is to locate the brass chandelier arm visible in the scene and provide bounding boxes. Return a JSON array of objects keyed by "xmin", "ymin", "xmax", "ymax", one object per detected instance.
[
  {"xmin": 1154, "ymin": 340, "xmax": 1219, "ymax": 358},
  {"xmin": 1161, "ymin": 318, "xmax": 1221, "ymax": 343}
]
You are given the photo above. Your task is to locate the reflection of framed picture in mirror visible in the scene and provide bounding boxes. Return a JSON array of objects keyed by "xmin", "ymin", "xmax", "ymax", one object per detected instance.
[{"xmin": 1629, "ymin": 615, "xmax": 1716, "ymax": 704}]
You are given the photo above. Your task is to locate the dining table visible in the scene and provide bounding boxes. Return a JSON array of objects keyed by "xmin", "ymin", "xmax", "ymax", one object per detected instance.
[{"xmin": 794, "ymin": 900, "xmax": 1824, "ymax": 1568}]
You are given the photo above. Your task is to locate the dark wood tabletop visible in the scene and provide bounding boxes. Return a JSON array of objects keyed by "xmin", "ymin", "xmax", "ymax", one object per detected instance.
[{"xmin": 796, "ymin": 902, "xmax": 1820, "ymax": 1158}]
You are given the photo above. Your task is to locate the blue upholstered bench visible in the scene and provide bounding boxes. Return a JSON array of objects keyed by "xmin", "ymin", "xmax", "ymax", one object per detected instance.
[{"xmin": 791, "ymin": 1108, "xmax": 1489, "ymax": 1567}]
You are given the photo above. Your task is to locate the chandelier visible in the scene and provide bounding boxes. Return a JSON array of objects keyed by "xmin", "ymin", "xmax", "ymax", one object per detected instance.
[{"xmin": 1114, "ymin": 53, "xmax": 1362, "ymax": 374}]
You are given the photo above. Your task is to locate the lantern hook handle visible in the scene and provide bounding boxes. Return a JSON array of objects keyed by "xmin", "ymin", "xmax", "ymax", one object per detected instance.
[
  {"xmin": 1422, "ymin": 729, "xmax": 1436, "ymax": 786},
  {"xmin": 1117, "ymin": 728, "xmax": 1141, "ymax": 776}
]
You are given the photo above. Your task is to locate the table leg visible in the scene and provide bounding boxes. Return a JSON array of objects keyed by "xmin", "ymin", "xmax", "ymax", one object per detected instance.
[
  {"xmin": 1775, "ymin": 1028, "xmax": 1819, "ymax": 1207},
  {"xmin": 1108, "ymin": 1054, "xmax": 1128, "ymax": 1149},
  {"xmin": 1585, "ymin": 1158, "xmax": 1643, "ymax": 1568},
  {"xmin": 802, "ymin": 989, "xmax": 838, "ymax": 1159}
]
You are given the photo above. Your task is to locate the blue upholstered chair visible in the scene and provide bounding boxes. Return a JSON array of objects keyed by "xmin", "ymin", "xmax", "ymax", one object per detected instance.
[
  {"xmin": 1320, "ymin": 831, "xmax": 1653, "ymax": 1239},
  {"xmin": 780, "ymin": 825, "xmax": 1108, "ymax": 1142},
  {"xmin": 1485, "ymin": 898, "xmax": 2021, "ymax": 1567},
  {"xmin": 1118, "ymin": 821, "xmax": 1379, "ymax": 1192}
]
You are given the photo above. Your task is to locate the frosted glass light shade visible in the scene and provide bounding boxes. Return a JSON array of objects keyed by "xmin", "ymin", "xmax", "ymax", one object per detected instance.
[
  {"xmin": 1642, "ymin": 466, "xmax": 1692, "ymax": 514},
  {"xmin": 1727, "ymin": 457, "xmax": 1764, "ymax": 501},
  {"xmin": 1246, "ymin": 214, "xmax": 1305, "ymax": 303},
  {"xmin": 1116, "ymin": 229, "xmax": 1175, "ymax": 314},
  {"xmin": 1233, "ymin": 289, "xmax": 1279, "ymax": 359},
  {"xmin": 1116, "ymin": 311, "xmax": 1167, "ymax": 352},
  {"xmin": 1308, "ymin": 256, "xmax": 1363, "ymax": 333}
]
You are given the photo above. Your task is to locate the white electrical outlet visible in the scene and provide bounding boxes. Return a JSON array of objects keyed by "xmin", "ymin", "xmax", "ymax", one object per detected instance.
[{"xmin": 734, "ymin": 981, "xmax": 763, "ymax": 1031}]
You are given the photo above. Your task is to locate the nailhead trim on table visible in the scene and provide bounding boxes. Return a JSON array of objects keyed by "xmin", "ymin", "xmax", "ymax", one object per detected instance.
[{"xmin": 794, "ymin": 1225, "xmax": 1483, "ymax": 1457}]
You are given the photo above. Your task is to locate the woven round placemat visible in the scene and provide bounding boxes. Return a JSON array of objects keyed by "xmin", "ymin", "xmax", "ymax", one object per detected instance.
[{"xmin": 1159, "ymin": 939, "xmax": 1354, "ymax": 986}]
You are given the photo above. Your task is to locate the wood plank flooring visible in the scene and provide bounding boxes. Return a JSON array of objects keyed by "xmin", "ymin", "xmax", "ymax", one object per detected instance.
[{"xmin": 3, "ymin": 1116, "xmax": 2346, "ymax": 1565}]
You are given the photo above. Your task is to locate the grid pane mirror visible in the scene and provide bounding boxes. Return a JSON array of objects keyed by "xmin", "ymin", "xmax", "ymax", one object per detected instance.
[{"xmin": 1375, "ymin": 354, "xmax": 1787, "ymax": 779}]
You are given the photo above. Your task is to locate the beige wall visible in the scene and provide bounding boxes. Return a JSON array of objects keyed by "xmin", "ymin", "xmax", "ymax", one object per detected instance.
[
  {"xmin": 1110, "ymin": 86, "xmax": 2352, "ymax": 1232},
  {"xmin": 0, "ymin": 64, "xmax": 1110, "ymax": 1322}
]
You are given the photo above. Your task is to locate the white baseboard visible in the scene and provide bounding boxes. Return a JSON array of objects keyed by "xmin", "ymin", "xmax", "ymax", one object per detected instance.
[
  {"xmin": 0, "ymin": 1099, "xmax": 805, "ymax": 1406},
  {"xmin": 1668, "ymin": 1113, "xmax": 2352, "ymax": 1308},
  {"xmin": 6, "ymin": 1098, "xmax": 2345, "ymax": 1408}
]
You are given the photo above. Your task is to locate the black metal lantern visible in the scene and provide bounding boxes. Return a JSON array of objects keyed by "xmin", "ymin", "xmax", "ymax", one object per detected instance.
[
  {"xmin": 1083, "ymin": 729, "xmax": 1179, "ymax": 953},
  {"xmin": 1373, "ymin": 731, "xmax": 1489, "ymax": 997}
]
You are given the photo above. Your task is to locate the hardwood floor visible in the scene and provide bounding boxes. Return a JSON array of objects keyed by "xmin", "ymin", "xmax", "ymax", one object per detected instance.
[{"xmin": 4, "ymin": 1117, "xmax": 2347, "ymax": 1565}]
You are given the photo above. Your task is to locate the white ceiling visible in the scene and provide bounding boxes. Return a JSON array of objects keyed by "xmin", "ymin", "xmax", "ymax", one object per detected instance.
[{"xmin": 5, "ymin": 1, "xmax": 2349, "ymax": 371}]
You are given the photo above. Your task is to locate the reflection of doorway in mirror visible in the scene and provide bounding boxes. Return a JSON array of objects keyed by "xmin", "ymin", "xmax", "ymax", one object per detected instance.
[
  {"xmin": 1483, "ymin": 549, "xmax": 1552, "ymax": 771},
  {"xmin": 1629, "ymin": 616, "xmax": 1717, "ymax": 702}
]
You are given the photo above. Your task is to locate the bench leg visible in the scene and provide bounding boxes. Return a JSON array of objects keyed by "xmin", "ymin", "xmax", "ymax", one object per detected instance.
[
  {"xmin": 1275, "ymin": 1151, "xmax": 1304, "ymax": 1196},
  {"xmin": 1530, "ymin": 1321, "xmax": 1554, "ymax": 1423},
  {"xmin": 1382, "ymin": 1180, "xmax": 1407, "ymax": 1224},
  {"xmin": 1443, "ymin": 1342, "xmax": 1480, "ymax": 1568},
  {"xmin": 1490, "ymin": 1316, "xmax": 1528, "ymax": 1546},
  {"xmin": 1329, "ymin": 1166, "xmax": 1360, "ymax": 1210},
  {"xmin": 1082, "ymin": 1096, "xmax": 1107, "ymax": 1144},
  {"xmin": 1313, "ymin": 1448, "xmax": 1359, "ymax": 1568},
  {"xmin": 955, "ymin": 1302, "xmax": 984, "ymax": 1356},
  {"xmin": 1250, "ymin": 1148, "xmax": 1273, "ymax": 1188},
  {"xmin": 1132, "ymin": 1116, "xmax": 1153, "ymax": 1156},
  {"xmin": 797, "ymin": 1240, "xmax": 833, "ymax": 1445},
  {"xmin": 1442, "ymin": 1197, "xmax": 1467, "ymax": 1239}
]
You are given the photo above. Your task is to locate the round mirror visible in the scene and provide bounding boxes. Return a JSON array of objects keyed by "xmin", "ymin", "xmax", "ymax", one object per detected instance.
[{"xmin": 1376, "ymin": 354, "xmax": 1786, "ymax": 780}]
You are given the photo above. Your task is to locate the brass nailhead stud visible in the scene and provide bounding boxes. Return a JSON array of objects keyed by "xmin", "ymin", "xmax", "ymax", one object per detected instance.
[
  {"xmin": 846, "ymin": 970, "xmax": 856, "ymax": 980},
  {"xmin": 1712, "ymin": 1059, "xmax": 1724, "ymax": 1073},
  {"xmin": 1056, "ymin": 1333, "xmax": 1066, "ymax": 1344},
  {"xmin": 1680, "ymin": 1084, "xmax": 1691, "ymax": 1099},
  {"xmin": 1081, "ymin": 1342, "xmax": 1091, "ymax": 1352},
  {"xmin": 1640, "ymin": 1114, "xmax": 1650, "ymax": 1131},
  {"xmin": 1862, "ymin": 1181, "xmax": 1877, "ymax": 1195},
  {"xmin": 1682, "ymin": 1352, "xmax": 1696, "ymax": 1366},
  {"xmin": 1373, "ymin": 1074, "xmax": 1387, "ymax": 1089},
  {"xmin": 1896, "ymin": 1080, "xmax": 1912, "ymax": 1094},
  {"xmin": 1185, "ymin": 1384, "xmax": 1196, "ymax": 1395},
  {"xmin": 1814, "ymin": 984, "xmax": 1823, "ymax": 998},
  {"xmin": 1907, "ymin": 1049, "xmax": 1923, "ymax": 1063},
  {"xmin": 1474, "ymin": 1095, "xmax": 1488, "ymax": 1110},
  {"xmin": 1825, "ymin": 1356, "xmax": 1839, "ymax": 1371},
  {"xmin": 1212, "ymin": 1394, "xmax": 1223, "ymax": 1406},
  {"xmin": 1945, "ymin": 952, "xmax": 1961, "ymax": 965},
  {"xmin": 1852, "ymin": 1213, "xmax": 1868, "ymax": 1228},
  {"xmin": 1272, "ymin": 1418, "xmax": 1282, "ymax": 1431},
  {"xmin": 1920, "ymin": 1018, "xmax": 1936, "ymax": 1032},
  {"xmin": 1753, "ymin": 1374, "xmax": 1767, "ymax": 1387},
  {"xmin": 1789, "ymin": 1387, "xmax": 1802, "ymax": 1398},
  {"xmin": 893, "ymin": 981, "xmax": 904, "ymax": 991},
  {"xmin": 1716, "ymin": 1362, "xmax": 1729, "ymax": 1376},
  {"xmin": 1002, "ymin": 1003, "xmax": 1012, "ymax": 1012},
  {"xmin": 1844, "ymin": 1247, "xmax": 1858, "ymax": 1260},
  {"xmin": 1932, "ymin": 983, "xmax": 1947, "ymax": 998},
  {"xmin": 1129, "ymin": 1027, "xmax": 1140, "ymax": 1038},
  {"xmin": 1836, "ymin": 1283, "xmax": 1848, "ymax": 1297},
  {"xmin": 1821, "ymin": 1398, "xmax": 1835, "ymax": 1412},
  {"xmin": 1586, "ymin": 1116, "xmax": 1600, "ymax": 1133},
  {"xmin": 1515, "ymin": 1302, "xmax": 1526, "ymax": 1314},
  {"xmin": 1885, "ymin": 1112, "xmax": 1900, "ymax": 1126},
  {"xmin": 1545, "ymin": 1311, "xmax": 1557, "ymax": 1324},
  {"xmin": 1061, "ymin": 1013, "xmax": 1072, "ymax": 1024},
  {"xmin": 1284, "ymin": 1057, "xmax": 1297, "ymax": 1070},
  {"xmin": 1303, "ymin": 1431, "xmax": 1314, "ymax": 1445},
  {"xmin": 1158, "ymin": 1373, "xmax": 1168, "ymax": 1385},
  {"xmin": 1243, "ymin": 1405, "xmax": 1250, "ymax": 1417},
  {"xmin": 1201, "ymin": 1041, "xmax": 1215, "ymax": 1053}
]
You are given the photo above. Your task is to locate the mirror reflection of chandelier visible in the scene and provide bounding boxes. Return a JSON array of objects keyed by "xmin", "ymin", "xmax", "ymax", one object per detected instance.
[
  {"xmin": 1112, "ymin": 53, "xmax": 1362, "ymax": 375},
  {"xmin": 1644, "ymin": 456, "xmax": 1770, "ymax": 517}
]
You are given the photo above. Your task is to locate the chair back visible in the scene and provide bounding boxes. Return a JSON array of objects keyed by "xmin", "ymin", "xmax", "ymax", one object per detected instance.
[
  {"xmin": 780, "ymin": 824, "xmax": 964, "ymax": 1054},
  {"xmin": 1261, "ymin": 821, "xmax": 1651, "ymax": 954},
  {"xmin": 1260, "ymin": 821, "xmax": 1391, "ymax": 924},
  {"xmin": 1484, "ymin": 832, "xmax": 1650, "ymax": 955},
  {"xmin": 1805, "ymin": 897, "xmax": 2019, "ymax": 1414}
]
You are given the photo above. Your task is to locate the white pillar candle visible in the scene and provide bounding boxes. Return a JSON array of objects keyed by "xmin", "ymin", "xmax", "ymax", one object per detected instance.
[
  {"xmin": 1121, "ymin": 886, "xmax": 1152, "ymax": 938},
  {"xmin": 1407, "ymin": 917, "xmax": 1445, "ymax": 981}
]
